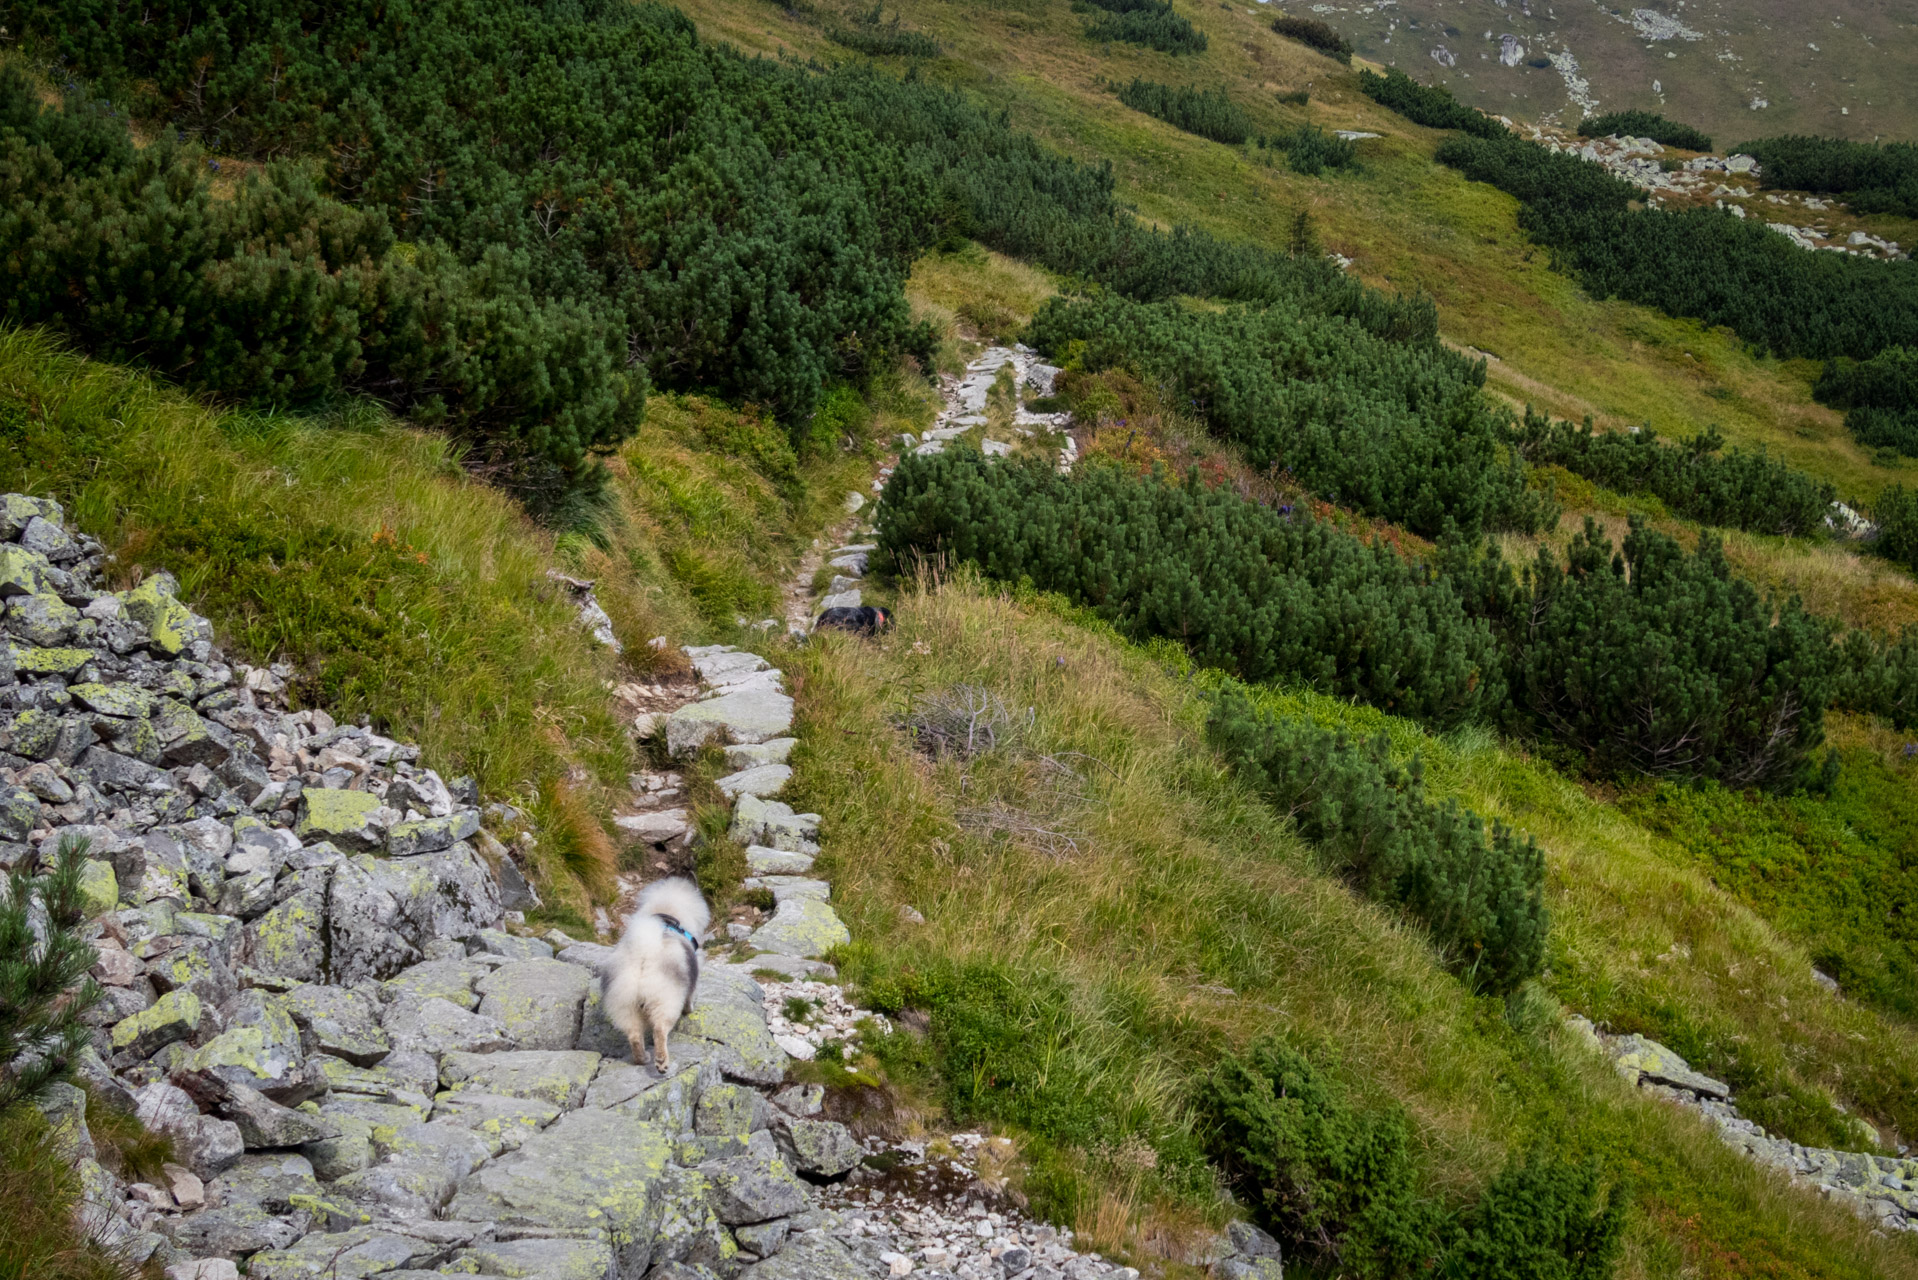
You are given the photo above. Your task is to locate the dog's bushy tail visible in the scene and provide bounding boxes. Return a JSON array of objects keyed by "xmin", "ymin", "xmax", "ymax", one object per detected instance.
[{"xmin": 631, "ymin": 875, "xmax": 711, "ymax": 937}]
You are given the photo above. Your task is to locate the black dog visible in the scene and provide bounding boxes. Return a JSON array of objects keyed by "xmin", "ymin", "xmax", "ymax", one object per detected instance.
[{"xmin": 814, "ymin": 605, "xmax": 891, "ymax": 635}]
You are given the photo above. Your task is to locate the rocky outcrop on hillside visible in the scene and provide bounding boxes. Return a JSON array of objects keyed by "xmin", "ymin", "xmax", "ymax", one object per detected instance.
[
  {"xmin": 1572, "ymin": 1017, "xmax": 1918, "ymax": 1232},
  {"xmin": 7, "ymin": 494, "xmax": 1154, "ymax": 1280}
]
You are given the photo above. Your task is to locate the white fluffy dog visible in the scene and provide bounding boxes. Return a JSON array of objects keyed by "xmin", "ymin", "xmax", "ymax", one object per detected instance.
[{"xmin": 602, "ymin": 876, "xmax": 710, "ymax": 1072}]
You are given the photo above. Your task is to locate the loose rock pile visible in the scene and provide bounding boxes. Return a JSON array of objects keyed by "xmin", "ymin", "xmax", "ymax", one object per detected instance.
[
  {"xmin": 900, "ymin": 346, "xmax": 1074, "ymax": 475},
  {"xmin": 8, "ymin": 492, "xmax": 1161, "ymax": 1279},
  {"xmin": 1573, "ymin": 1017, "xmax": 1918, "ymax": 1232}
]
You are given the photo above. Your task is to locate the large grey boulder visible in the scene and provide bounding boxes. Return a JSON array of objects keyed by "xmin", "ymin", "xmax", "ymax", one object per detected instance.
[
  {"xmin": 444, "ymin": 1109, "xmax": 676, "ymax": 1278},
  {"xmin": 382, "ymin": 957, "xmax": 488, "ymax": 1009},
  {"xmin": 650, "ymin": 1165, "xmax": 743, "ymax": 1274},
  {"xmin": 326, "ymin": 844, "xmax": 503, "ymax": 984},
  {"xmin": 246, "ymin": 1227, "xmax": 449, "ymax": 1280},
  {"xmin": 240, "ymin": 869, "xmax": 330, "ymax": 986},
  {"xmin": 737, "ymin": 1233, "xmax": 875, "ymax": 1279},
  {"xmin": 451, "ymin": 1237, "xmax": 616, "ymax": 1280},
  {"xmin": 476, "ymin": 958, "xmax": 591, "ymax": 1050},
  {"xmin": 697, "ymin": 1149, "xmax": 808, "ymax": 1225},
  {"xmin": 134, "ymin": 1081, "xmax": 244, "ymax": 1180},
  {"xmin": 728, "ymin": 797, "xmax": 819, "ymax": 854},
  {"xmin": 382, "ymin": 995, "xmax": 511, "ymax": 1056},
  {"xmin": 166, "ymin": 1203, "xmax": 311, "ymax": 1258},
  {"xmin": 282, "ymin": 984, "xmax": 389, "ymax": 1066},
  {"xmin": 438, "ymin": 1049, "xmax": 602, "ymax": 1109},
  {"xmin": 330, "ymin": 1121, "xmax": 490, "ymax": 1216},
  {"xmin": 775, "ymin": 1117, "xmax": 863, "ymax": 1177},
  {"xmin": 675, "ymin": 969, "xmax": 786, "ymax": 1086}
]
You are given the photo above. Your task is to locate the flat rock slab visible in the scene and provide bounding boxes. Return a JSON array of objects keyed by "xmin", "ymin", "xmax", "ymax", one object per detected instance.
[
  {"xmin": 445, "ymin": 1110, "xmax": 675, "ymax": 1277},
  {"xmin": 383, "ymin": 996, "xmax": 511, "ymax": 1056},
  {"xmin": 247, "ymin": 1227, "xmax": 447, "ymax": 1280},
  {"xmin": 614, "ymin": 809, "xmax": 690, "ymax": 844},
  {"xmin": 746, "ymin": 876, "xmax": 830, "ymax": 903},
  {"xmin": 440, "ymin": 1049, "xmax": 602, "ymax": 1109},
  {"xmin": 454, "ymin": 1237, "xmax": 615, "ymax": 1280},
  {"xmin": 715, "ymin": 765, "xmax": 791, "ymax": 800},
  {"xmin": 723, "ymin": 739, "xmax": 797, "ymax": 770},
  {"xmin": 282, "ymin": 984, "xmax": 388, "ymax": 1067},
  {"xmin": 476, "ymin": 958, "xmax": 591, "ymax": 1050},
  {"xmin": 697, "ymin": 1150, "xmax": 808, "ymax": 1225},
  {"xmin": 744, "ymin": 846, "xmax": 814, "ymax": 876},
  {"xmin": 382, "ymin": 959, "xmax": 488, "ymax": 1010},
  {"xmin": 667, "ymin": 689, "xmax": 794, "ymax": 757},
  {"xmin": 738, "ymin": 1232, "xmax": 869, "ymax": 1278},
  {"xmin": 729, "ymin": 797, "xmax": 819, "ymax": 854},
  {"xmin": 748, "ymin": 898, "xmax": 849, "ymax": 960},
  {"xmin": 430, "ymin": 1091, "xmax": 561, "ymax": 1151},
  {"xmin": 1608, "ymin": 1034, "xmax": 1731, "ymax": 1099}
]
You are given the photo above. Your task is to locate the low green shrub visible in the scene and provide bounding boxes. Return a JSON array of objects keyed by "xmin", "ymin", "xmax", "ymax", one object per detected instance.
[
  {"xmin": 877, "ymin": 453, "xmax": 1504, "ymax": 727},
  {"xmin": 1875, "ymin": 484, "xmax": 1918, "ymax": 574},
  {"xmin": 1453, "ymin": 518, "xmax": 1838, "ymax": 789},
  {"xmin": 825, "ymin": 5, "xmax": 940, "ymax": 57},
  {"xmin": 1357, "ymin": 68, "xmax": 1506, "ymax": 139},
  {"xmin": 1270, "ymin": 14, "xmax": 1352, "ymax": 63},
  {"xmin": 1082, "ymin": 2, "xmax": 1208, "ymax": 54},
  {"xmin": 1024, "ymin": 293, "xmax": 1544, "ymax": 537},
  {"xmin": 1509, "ymin": 407, "xmax": 1836, "ymax": 537},
  {"xmin": 1116, "ymin": 80, "xmax": 1250, "ymax": 145},
  {"xmin": 1737, "ymin": 135, "xmax": 1918, "ymax": 219},
  {"xmin": 1816, "ymin": 347, "xmax": 1918, "ymax": 458},
  {"xmin": 1577, "ymin": 109, "xmax": 1711, "ymax": 152},
  {"xmin": 1206, "ymin": 688, "xmax": 1548, "ymax": 992},
  {"xmin": 1832, "ymin": 626, "xmax": 1918, "ymax": 730},
  {"xmin": 1203, "ymin": 1038, "xmax": 1623, "ymax": 1278},
  {"xmin": 1264, "ymin": 124, "xmax": 1357, "ymax": 175}
]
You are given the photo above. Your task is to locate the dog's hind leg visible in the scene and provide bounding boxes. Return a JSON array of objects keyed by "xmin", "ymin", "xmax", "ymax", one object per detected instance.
[{"xmin": 650, "ymin": 1007, "xmax": 677, "ymax": 1073}]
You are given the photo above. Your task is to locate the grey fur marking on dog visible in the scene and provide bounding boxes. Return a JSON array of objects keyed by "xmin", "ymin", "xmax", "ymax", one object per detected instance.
[{"xmin": 602, "ymin": 876, "xmax": 711, "ymax": 1072}]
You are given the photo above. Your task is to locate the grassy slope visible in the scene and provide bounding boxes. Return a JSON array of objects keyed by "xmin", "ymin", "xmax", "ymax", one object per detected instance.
[
  {"xmin": 0, "ymin": 327, "xmax": 928, "ymax": 918},
  {"xmin": 786, "ymin": 573, "xmax": 1918, "ymax": 1279},
  {"xmin": 684, "ymin": 0, "xmax": 1918, "ymax": 510}
]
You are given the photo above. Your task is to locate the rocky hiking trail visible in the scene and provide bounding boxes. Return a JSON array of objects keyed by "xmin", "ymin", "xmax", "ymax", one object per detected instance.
[{"xmin": 4, "ymin": 487, "xmax": 1194, "ymax": 1280}]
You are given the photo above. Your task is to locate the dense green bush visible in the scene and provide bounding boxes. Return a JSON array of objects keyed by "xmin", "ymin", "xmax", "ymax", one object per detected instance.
[
  {"xmin": 1737, "ymin": 135, "xmax": 1918, "ymax": 218},
  {"xmin": 1116, "ymin": 80, "xmax": 1250, "ymax": 145},
  {"xmin": 825, "ymin": 5, "xmax": 940, "ymax": 56},
  {"xmin": 1875, "ymin": 484, "xmax": 1918, "ymax": 575},
  {"xmin": 1454, "ymin": 518, "xmax": 1838, "ymax": 788},
  {"xmin": 1435, "ymin": 132, "xmax": 1918, "ymax": 362},
  {"xmin": 1025, "ymin": 294, "xmax": 1544, "ymax": 537},
  {"xmin": 877, "ymin": 453, "xmax": 1504, "ymax": 726},
  {"xmin": 1271, "ymin": 15, "xmax": 1352, "ymax": 63},
  {"xmin": 1078, "ymin": 0, "xmax": 1207, "ymax": 54},
  {"xmin": 1357, "ymin": 69, "xmax": 1507, "ymax": 139},
  {"xmin": 1207, "ymin": 689, "xmax": 1548, "ymax": 991},
  {"xmin": 0, "ymin": 839, "xmax": 102, "ymax": 1114},
  {"xmin": 1578, "ymin": 110, "xmax": 1711, "ymax": 152},
  {"xmin": 1203, "ymin": 1038, "xmax": 1623, "ymax": 1278},
  {"xmin": 1509, "ymin": 407, "xmax": 1836, "ymax": 537},
  {"xmin": 1832, "ymin": 627, "xmax": 1918, "ymax": 731},
  {"xmin": 1264, "ymin": 124, "xmax": 1357, "ymax": 175},
  {"xmin": 1816, "ymin": 346, "xmax": 1918, "ymax": 458}
]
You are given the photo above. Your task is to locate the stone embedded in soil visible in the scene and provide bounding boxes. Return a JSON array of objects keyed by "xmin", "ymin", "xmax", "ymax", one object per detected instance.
[
  {"xmin": 744, "ymin": 845, "xmax": 815, "ymax": 876},
  {"xmin": 667, "ymin": 688, "xmax": 796, "ymax": 757},
  {"xmin": 716, "ymin": 763, "xmax": 793, "ymax": 800},
  {"xmin": 748, "ymin": 897, "xmax": 850, "ymax": 960}
]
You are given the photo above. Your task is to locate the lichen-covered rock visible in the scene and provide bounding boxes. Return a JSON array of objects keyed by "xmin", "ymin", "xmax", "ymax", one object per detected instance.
[
  {"xmin": 476, "ymin": 958, "xmax": 592, "ymax": 1050},
  {"xmin": 746, "ymin": 898, "xmax": 848, "ymax": 961},
  {"xmin": 246, "ymin": 1227, "xmax": 447, "ymax": 1280},
  {"xmin": 469, "ymin": 927, "xmax": 554, "ymax": 960},
  {"xmin": 439, "ymin": 1049, "xmax": 602, "ymax": 1109},
  {"xmin": 382, "ymin": 995, "xmax": 511, "ymax": 1056},
  {"xmin": 77, "ymin": 858, "xmax": 118, "ymax": 916},
  {"xmin": 283, "ymin": 984, "xmax": 389, "ymax": 1067},
  {"xmin": 112, "ymin": 989, "xmax": 202, "ymax": 1058},
  {"xmin": 697, "ymin": 1149, "xmax": 808, "ymax": 1225},
  {"xmin": 775, "ymin": 1117, "xmax": 862, "ymax": 1177},
  {"xmin": 211, "ymin": 1080, "xmax": 339, "ymax": 1149},
  {"xmin": 330, "ymin": 1120, "xmax": 489, "ymax": 1216},
  {"xmin": 135, "ymin": 833, "xmax": 191, "ymax": 903},
  {"xmin": 728, "ymin": 796, "xmax": 819, "ymax": 853},
  {"xmin": 382, "ymin": 957, "xmax": 487, "ymax": 1009},
  {"xmin": 302, "ymin": 1110, "xmax": 375, "ymax": 1180},
  {"xmin": 737, "ymin": 1234, "xmax": 876, "ymax": 1279},
  {"xmin": 675, "ymin": 973, "xmax": 786, "ymax": 1087},
  {"xmin": 240, "ymin": 873, "xmax": 329, "ymax": 986},
  {"xmin": 1606, "ymin": 1033, "xmax": 1732, "ymax": 1099},
  {"xmin": 744, "ymin": 846, "xmax": 814, "ymax": 876},
  {"xmin": 147, "ymin": 937, "xmax": 238, "ymax": 1009},
  {"xmin": 383, "ymin": 809, "xmax": 478, "ymax": 857},
  {"xmin": 650, "ymin": 1166, "xmax": 742, "ymax": 1275},
  {"xmin": 453, "ymin": 1238, "xmax": 617, "ymax": 1280},
  {"xmin": 327, "ymin": 845, "xmax": 502, "ymax": 985},
  {"xmin": 444, "ymin": 1109, "xmax": 675, "ymax": 1278},
  {"xmin": 715, "ymin": 764, "xmax": 792, "ymax": 800},
  {"xmin": 7, "ymin": 591, "xmax": 80, "ymax": 646},
  {"xmin": 308, "ymin": 1049, "xmax": 437, "ymax": 1104},
  {"xmin": 186, "ymin": 991, "xmax": 306, "ymax": 1101},
  {"xmin": 122, "ymin": 573, "xmax": 212, "ymax": 659},
  {"xmin": 160, "ymin": 817, "xmax": 234, "ymax": 899},
  {"xmin": 166, "ymin": 1202, "xmax": 311, "ymax": 1257},
  {"xmin": 298, "ymin": 789, "xmax": 386, "ymax": 852},
  {"xmin": 695, "ymin": 1083, "xmax": 770, "ymax": 1138},
  {"xmin": 318, "ymin": 1097, "xmax": 427, "ymax": 1154},
  {"xmin": 428, "ymin": 1091, "xmax": 560, "ymax": 1152}
]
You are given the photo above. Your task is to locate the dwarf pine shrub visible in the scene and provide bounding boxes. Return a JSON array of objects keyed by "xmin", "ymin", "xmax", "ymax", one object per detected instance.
[
  {"xmin": 1509, "ymin": 407, "xmax": 1835, "ymax": 537},
  {"xmin": 1577, "ymin": 109, "xmax": 1711, "ymax": 152},
  {"xmin": 1206, "ymin": 689, "xmax": 1548, "ymax": 992},
  {"xmin": 1116, "ymin": 80, "xmax": 1251, "ymax": 145},
  {"xmin": 0, "ymin": 838, "xmax": 102, "ymax": 1115},
  {"xmin": 1358, "ymin": 69, "xmax": 1507, "ymax": 139}
]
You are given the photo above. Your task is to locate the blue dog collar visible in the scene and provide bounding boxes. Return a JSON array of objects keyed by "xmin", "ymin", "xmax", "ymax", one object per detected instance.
[{"xmin": 656, "ymin": 914, "xmax": 701, "ymax": 950}]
